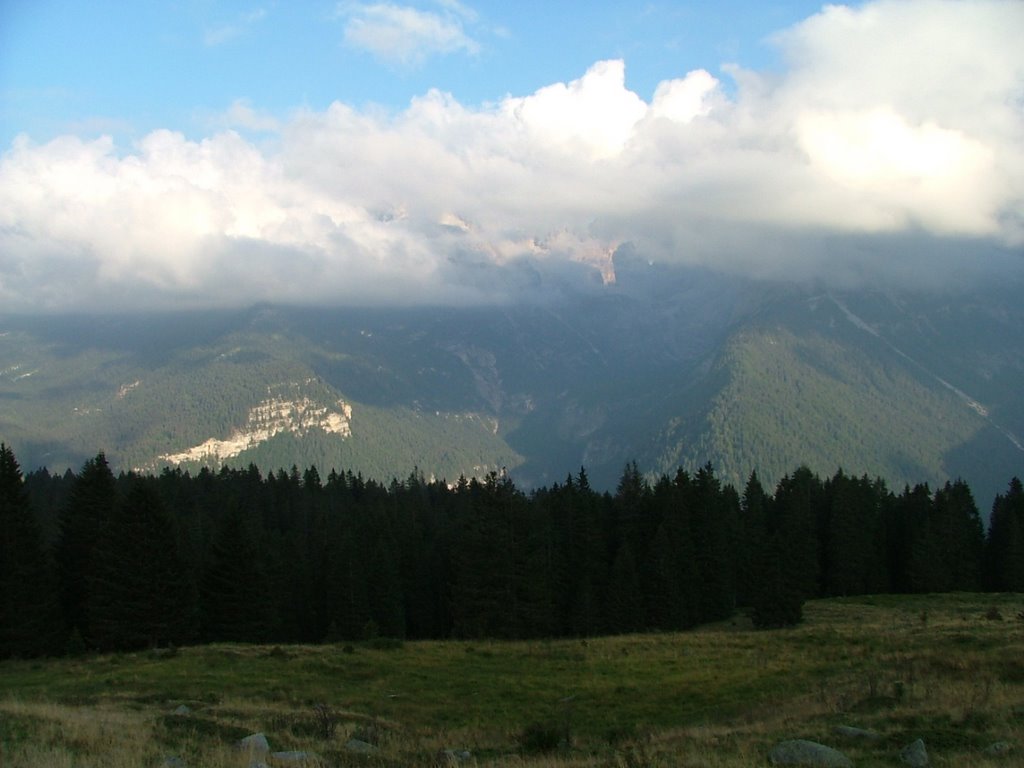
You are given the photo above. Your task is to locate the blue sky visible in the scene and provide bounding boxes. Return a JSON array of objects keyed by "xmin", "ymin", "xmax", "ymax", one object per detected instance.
[
  {"xmin": 1, "ymin": 1, "xmax": 823, "ymax": 145},
  {"xmin": 1, "ymin": 1, "xmax": 1022, "ymax": 311}
]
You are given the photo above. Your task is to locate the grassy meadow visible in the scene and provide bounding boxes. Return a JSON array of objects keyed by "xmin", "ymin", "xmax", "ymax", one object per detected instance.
[{"xmin": 2, "ymin": 593, "xmax": 1022, "ymax": 767}]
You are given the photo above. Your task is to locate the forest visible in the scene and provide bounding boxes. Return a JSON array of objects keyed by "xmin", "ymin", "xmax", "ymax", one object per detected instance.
[{"xmin": 1, "ymin": 441, "xmax": 1023, "ymax": 658}]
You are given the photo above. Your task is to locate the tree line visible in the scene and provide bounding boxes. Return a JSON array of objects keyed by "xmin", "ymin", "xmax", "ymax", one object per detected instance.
[{"xmin": 1, "ymin": 442, "xmax": 1022, "ymax": 657}]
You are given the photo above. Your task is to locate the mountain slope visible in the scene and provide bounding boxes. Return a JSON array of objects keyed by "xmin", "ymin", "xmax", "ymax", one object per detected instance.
[
  {"xmin": 645, "ymin": 288, "xmax": 1024, "ymax": 505},
  {"xmin": 1, "ymin": 267, "xmax": 1021, "ymax": 507}
]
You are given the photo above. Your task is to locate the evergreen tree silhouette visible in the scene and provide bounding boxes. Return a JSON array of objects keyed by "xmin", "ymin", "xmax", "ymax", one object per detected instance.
[{"xmin": 0, "ymin": 443, "xmax": 63, "ymax": 657}]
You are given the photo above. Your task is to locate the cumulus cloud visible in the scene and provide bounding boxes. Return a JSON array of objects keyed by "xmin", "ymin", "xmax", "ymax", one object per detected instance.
[
  {"xmin": 1, "ymin": 0, "xmax": 1022, "ymax": 312},
  {"xmin": 340, "ymin": 2, "xmax": 480, "ymax": 66}
]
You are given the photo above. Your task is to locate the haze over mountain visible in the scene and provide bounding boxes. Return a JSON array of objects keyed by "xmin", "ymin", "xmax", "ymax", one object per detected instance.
[{"xmin": 1, "ymin": 1, "xmax": 1022, "ymax": 505}]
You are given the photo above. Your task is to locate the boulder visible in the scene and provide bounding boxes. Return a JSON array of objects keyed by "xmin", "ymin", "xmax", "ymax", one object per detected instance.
[
  {"xmin": 983, "ymin": 741, "xmax": 1013, "ymax": 756},
  {"xmin": 345, "ymin": 738, "xmax": 379, "ymax": 754},
  {"xmin": 833, "ymin": 725, "xmax": 882, "ymax": 741},
  {"xmin": 270, "ymin": 751, "xmax": 314, "ymax": 764},
  {"xmin": 171, "ymin": 705, "xmax": 191, "ymax": 716},
  {"xmin": 769, "ymin": 739, "xmax": 853, "ymax": 767},
  {"xmin": 900, "ymin": 738, "xmax": 929, "ymax": 767},
  {"xmin": 438, "ymin": 748, "xmax": 473, "ymax": 764},
  {"xmin": 238, "ymin": 733, "xmax": 271, "ymax": 754}
]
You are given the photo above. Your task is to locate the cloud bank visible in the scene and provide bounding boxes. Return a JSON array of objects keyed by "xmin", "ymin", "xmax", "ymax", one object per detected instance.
[{"xmin": 1, "ymin": 0, "xmax": 1022, "ymax": 312}]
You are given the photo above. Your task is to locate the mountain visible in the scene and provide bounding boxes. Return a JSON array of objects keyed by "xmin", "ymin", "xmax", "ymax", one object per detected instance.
[{"xmin": 2, "ymin": 259, "xmax": 1022, "ymax": 508}]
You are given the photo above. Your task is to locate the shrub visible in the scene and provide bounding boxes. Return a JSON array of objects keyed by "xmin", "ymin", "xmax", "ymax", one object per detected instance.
[{"xmin": 519, "ymin": 720, "xmax": 567, "ymax": 754}]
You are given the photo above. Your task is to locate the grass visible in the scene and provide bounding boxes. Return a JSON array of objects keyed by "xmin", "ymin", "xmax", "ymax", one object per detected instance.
[{"xmin": 2, "ymin": 593, "xmax": 1023, "ymax": 767}]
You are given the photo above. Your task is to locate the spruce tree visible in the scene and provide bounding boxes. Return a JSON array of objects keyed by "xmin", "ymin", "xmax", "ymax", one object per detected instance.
[
  {"xmin": 736, "ymin": 471, "xmax": 768, "ymax": 607},
  {"xmin": 200, "ymin": 502, "xmax": 277, "ymax": 642},
  {"xmin": 986, "ymin": 478, "xmax": 1024, "ymax": 591},
  {"xmin": 606, "ymin": 542, "xmax": 643, "ymax": 633},
  {"xmin": 932, "ymin": 480, "xmax": 983, "ymax": 591},
  {"xmin": 88, "ymin": 481, "xmax": 197, "ymax": 650},
  {"xmin": 54, "ymin": 453, "xmax": 118, "ymax": 646},
  {"xmin": 751, "ymin": 533, "xmax": 804, "ymax": 628},
  {"xmin": 0, "ymin": 443, "xmax": 63, "ymax": 657}
]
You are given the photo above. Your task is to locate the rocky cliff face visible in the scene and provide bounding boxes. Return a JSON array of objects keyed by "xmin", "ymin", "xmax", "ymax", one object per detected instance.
[{"xmin": 158, "ymin": 389, "xmax": 352, "ymax": 465}]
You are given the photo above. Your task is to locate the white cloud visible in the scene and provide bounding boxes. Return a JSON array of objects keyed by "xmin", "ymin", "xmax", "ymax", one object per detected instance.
[
  {"xmin": 218, "ymin": 99, "xmax": 282, "ymax": 133},
  {"xmin": 1, "ymin": 0, "xmax": 1022, "ymax": 312},
  {"xmin": 650, "ymin": 69, "xmax": 719, "ymax": 124},
  {"xmin": 204, "ymin": 7, "xmax": 268, "ymax": 46},
  {"xmin": 503, "ymin": 60, "xmax": 648, "ymax": 160},
  {"xmin": 340, "ymin": 2, "xmax": 480, "ymax": 66}
]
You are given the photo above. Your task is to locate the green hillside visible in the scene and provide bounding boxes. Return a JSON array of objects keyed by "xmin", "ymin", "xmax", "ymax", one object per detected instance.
[
  {"xmin": 654, "ymin": 325, "xmax": 986, "ymax": 491},
  {"xmin": 2, "ymin": 272, "xmax": 1022, "ymax": 503},
  {"xmin": 645, "ymin": 289, "xmax": 1023, "ymax": 507},
  {"xmin": 0, "ymin": 322, "xmax": 520, "ymax": 481}
]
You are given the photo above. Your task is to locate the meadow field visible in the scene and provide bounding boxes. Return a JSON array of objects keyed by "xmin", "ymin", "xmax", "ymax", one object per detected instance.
[{"xmin": 2, "ymin": 593, "xmax": 1022, "ymax": 767}]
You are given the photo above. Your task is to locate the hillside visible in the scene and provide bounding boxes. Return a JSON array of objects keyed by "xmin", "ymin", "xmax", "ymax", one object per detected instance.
[
  {"xmin": 2, "ymin": 265, "xmax": 1022, "ymax": 505},
  {"xmin": 647, "ymin": 288, "xmax": 1024, "ymax": 504}
]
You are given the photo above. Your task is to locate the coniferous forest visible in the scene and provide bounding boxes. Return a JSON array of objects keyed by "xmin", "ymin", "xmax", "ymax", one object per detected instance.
[{"xmin": 1, "ymin": 441, "xmax": 1022, "ymax": 658}]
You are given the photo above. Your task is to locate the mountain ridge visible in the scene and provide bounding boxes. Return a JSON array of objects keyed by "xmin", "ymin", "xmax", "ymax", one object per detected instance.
[{"xmin": 2, "ymin": 266, "xmax": 1021, "ymax": 507}]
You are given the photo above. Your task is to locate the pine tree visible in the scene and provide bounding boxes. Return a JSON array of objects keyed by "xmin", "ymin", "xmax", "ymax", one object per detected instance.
[
  {"xmin": 606, "ymin": 542, "xmax": 643, "ymax": 633},
  {"xmin": 0, "ymin": 443, "xmax": 63, "ymax": 657},
  {"xmin": 365, "ymin": 531, "xmax": 406, "ymax": 638},
  {"xmin": 88, "ymin": 481, "xmax": 197, "ymax": 650},
  {"xmin": 751, "ymin": 533, "xmax": 804, "ymax": 628},
  {"xmin": 770, "ymin": 467, "xmax": 821, "ymax": 599},
  {"xmin": 562, "ymin": 468, "xmax": 607, "ymax": 636},
  {"xmin": 986, "ymin": 478, "xmax": 1024, "ymax": 591},
  {"xmin": 691, "ymin": 464, "xmax": 736, "ymax": 622},
  {"xmin": 54, "ymin": 453, "xmax": 119, "ymax": 646},
  {"xmin": 822, "ymin": 472, "xmax": 883, "ymax": 597},
  {"xmin": 449, "ymin": 473, "xmax": 518, "ymax": 638},
  {"xmin": 200, "ymin": 502, "xmax": 277, "ymax": 642},
  {"xmin": 931, "ymin": 480, "xmax": 983, "ymax": 591},
  {"xmin": 736, "ymin": 471, "xmax": 768, "ymax": 607}
]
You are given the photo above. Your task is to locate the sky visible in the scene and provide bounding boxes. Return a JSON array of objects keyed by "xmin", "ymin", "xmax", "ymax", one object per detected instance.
[{"xmin": 1, "ymin": 0, "xmax": 1022, "ymax": 311}]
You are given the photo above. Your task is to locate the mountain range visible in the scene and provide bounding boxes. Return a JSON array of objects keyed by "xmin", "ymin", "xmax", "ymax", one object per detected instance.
[{"xmin": 2, "ymin": 253, "xmax": 1022, "ymax": 509}]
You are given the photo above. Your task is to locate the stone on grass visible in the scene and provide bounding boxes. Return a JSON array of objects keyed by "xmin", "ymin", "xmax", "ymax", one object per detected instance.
[
  {"xmin": 833, "ymin": 725, "xmax": 882, "ymax": 741},
  {"xmin": 983, "ymin": 741, "xmax": 1013, "ymax": 756},
  {"xmin": 769, "ymin": 739, "xmax": 853, "ymax": 767},
  {"xmin": 900, "ymin": 738, "xmax": 929, "ymax": 767},
  {"xmin": 238, "ymin": 733, "xmax": 271, "ymax": 754},
  {"xmin": 439, "ymin": 748, "xmax": 473, "ymax": 764},
  {"xmin": 171, "ymin": 704, "xmax": 191, "ymax": 716},
  {"xmin": 270, "ymin": 751, "xmax": 314, "ymax": 763},
  {"xmin": 162, "ymin": 757, "xmax": 187, "ymax": 768},
  {"xmin": 345, "ymin": 738, "xmax": 379, "ymax": 754}
]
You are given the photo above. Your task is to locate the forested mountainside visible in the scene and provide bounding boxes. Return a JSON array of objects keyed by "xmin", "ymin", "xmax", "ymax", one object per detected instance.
[
  {"xmin": 2, "ymin": 263, "xmax": 1022, "ymax": 506},
  {"xmin": 3, "ymin": 442, "xmax": 1023, "ymax": 657}
]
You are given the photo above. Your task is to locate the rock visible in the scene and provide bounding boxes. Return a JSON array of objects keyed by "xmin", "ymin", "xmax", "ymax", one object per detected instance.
[
  {"xmin": 171, "ymin": 704, "xmax": 191, "ymax": 716},
  {"xmin": 769, "ymin": 739, "xmax": 853, "ymax": 767},
  {"xmin": 345, "ymin": 738, "xmax": 379, "ymax": 754},
  {"xmin": 162, "ymin": 757, "xmax": 187, "ymax": 768},
  {"xmin": 438, "ymin": 748, "xmax": 473, "ymax": 764},
  {"xmin": 239, "ymin": 733, "xmax": 271, "ymax": 754},
  {"xmin": 270, "ymin": 751, "xmax": 314, "ymax": 764},
  {"xmin": 983, "ymin": 741, "xmax": 1013, "ymax": 756},
  {"xmin": 833, "ymin": 725, "xmax": 881, "ymax": 741},
  {"xmin": 900, "ymin": 738, "xmax": 929, "ymax": 767}
]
